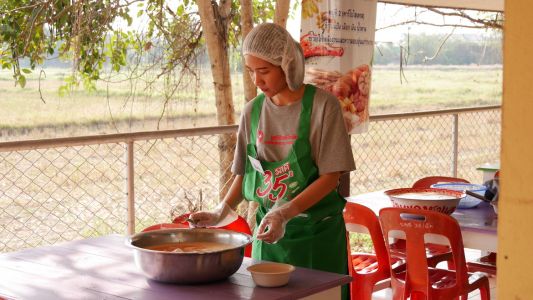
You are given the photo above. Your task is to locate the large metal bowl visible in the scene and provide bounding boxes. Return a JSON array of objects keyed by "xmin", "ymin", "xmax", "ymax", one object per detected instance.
[{"xmin": 127, "ymin": 228, "xmax": 252, "ymax": 284}]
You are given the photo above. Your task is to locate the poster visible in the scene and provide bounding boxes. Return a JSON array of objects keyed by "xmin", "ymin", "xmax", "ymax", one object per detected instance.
[{"xmin": 300, "ymin": 0, "xmax": 377, "ymax": 133}]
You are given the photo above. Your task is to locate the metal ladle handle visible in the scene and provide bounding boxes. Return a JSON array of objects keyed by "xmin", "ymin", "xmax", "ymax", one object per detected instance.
[{"xmin": 465, "ymin": 190, "xmax": 492, "ymax": 203}]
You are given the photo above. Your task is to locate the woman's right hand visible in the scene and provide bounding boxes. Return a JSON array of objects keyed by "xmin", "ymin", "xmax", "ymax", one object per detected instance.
[
  {"xmin": 188, "ymin": 202, "xmax": 237, "ymax": 227},
  {"xmin": 188, "ymin": 210, "xmax": 220, "ymax": 227}
]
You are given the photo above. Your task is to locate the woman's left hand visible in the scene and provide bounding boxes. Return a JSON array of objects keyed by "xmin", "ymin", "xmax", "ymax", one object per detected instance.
[{"xmin": 256, "ymin": 209, "xmax": 288, "ymax": 244}]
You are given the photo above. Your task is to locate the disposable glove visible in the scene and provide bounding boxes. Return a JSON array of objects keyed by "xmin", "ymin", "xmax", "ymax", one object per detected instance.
[
  {"xmin": 256, "ymin": 201, "xmax": 298, "ymax": 244},
  {"xmin": 188, "ymin": 202, "xmax": 238, "ymax": 228}
]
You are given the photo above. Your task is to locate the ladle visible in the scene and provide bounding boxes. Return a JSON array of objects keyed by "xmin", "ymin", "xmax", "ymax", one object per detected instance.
[{"xmin": 465, "ymin": 190, "xmax": 492, "ymax": 203}]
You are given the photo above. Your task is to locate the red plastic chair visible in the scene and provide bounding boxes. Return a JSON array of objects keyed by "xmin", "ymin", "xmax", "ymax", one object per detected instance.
[
  {"xmin": 173, "ymin": 213, "xmax": 253, "ymax": 257},
  {"xmin": 379, "ymin": 208, "xmax": 490, "ymax": 300},
  {"xmin": 467, "ymin": 252, "xmax": 497, "ymax": 276},
  {"xmin": 344, "ymin": 202, "xmax": 404, "ymax": 300},
  {"xmin": 408, "ymin": 176, "xmax": 471, "ymax": 268},
  {"xmin": 412, "ymin": 176, "xmax": 470, "ymax": 189}
]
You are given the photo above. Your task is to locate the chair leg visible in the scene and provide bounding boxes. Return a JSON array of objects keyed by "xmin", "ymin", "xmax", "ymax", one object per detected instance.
[
  {"xmin": 391, "ymin": 283, "xmax": 405, "ymax": 300},
  {"xmin": 350, "ymin": 281, "xmax": 374, "ymax": 300},
  {"xmin": 410, "ymin": 291, "xmax": 426, "ymax": 300},
  {"xmin": 479, "ymin": 285, "xmax": 491, "ymax": 300},
  {"xmin": 447, "ymin": 259, "xmax": 455, "ymax": 270}
]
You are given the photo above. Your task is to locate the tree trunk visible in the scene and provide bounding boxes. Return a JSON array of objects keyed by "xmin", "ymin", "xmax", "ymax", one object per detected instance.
[
  {"xmin": 197, "ymin": 0, "xmax": 236, "ymax": 201},
  {"xmin": 239, "ymin": 0, "xmax": 259, "ymax": 229},
  {"xmin": 240, "ymin": 0, "xmax": 257, "ymax": 103},
  {"xmin": 274, "ymin": 0, "xmax": 291, "ymax": 27}
]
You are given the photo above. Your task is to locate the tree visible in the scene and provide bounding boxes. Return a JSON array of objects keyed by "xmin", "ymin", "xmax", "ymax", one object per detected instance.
[{"xmin": 376, "ymin": 5, "xmax": 503, "ymax": 67}]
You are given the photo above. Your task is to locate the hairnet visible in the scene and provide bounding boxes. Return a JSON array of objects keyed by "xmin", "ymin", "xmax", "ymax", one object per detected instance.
[{"xmin": 242, "ymin": 23, "xmax": 305, "ymax": 91}]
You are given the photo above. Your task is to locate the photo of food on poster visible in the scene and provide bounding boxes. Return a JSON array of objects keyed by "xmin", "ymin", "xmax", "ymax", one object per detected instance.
[{"xmin": 300, "ymin": 0, "xmax": 377, "ymax": 134}]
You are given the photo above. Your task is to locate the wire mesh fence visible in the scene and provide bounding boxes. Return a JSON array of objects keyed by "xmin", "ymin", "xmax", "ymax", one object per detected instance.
[
  {"xmin": 349, "ymin": 107, "xmax": 501, "ymax": 193},
  {"xmin": 0, "ymin": 107, "xmax": 500, "ymax": 252}
]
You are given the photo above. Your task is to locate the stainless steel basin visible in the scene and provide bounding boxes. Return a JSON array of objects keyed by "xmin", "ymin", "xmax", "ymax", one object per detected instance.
[{"xmin": 127, "ymin": 228, "xmax": 252, "ymax": 284}]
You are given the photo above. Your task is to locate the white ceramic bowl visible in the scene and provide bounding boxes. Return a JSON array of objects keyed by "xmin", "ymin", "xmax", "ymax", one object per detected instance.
[
  {"xmin": 247, "ymin": 262, "xmax": 295, "ymax": 287},
  {"xmin": 431, "ymin": 183, "xmax": 487, "ymax": 209},
  {"xmin": 385, "ymin": 188, "xmax": 465, "ymax": 215}
]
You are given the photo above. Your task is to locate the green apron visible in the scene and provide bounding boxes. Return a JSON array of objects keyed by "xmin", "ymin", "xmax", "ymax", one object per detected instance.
[{"xmin": 243, "ymin": 85, "xmax": 349, "ymax": 299}]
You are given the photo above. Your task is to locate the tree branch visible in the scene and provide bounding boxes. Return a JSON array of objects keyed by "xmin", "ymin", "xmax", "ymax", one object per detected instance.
[
  {"xmin": 423, "ymin": 27, "xmax": 455, "ymax": 62},
  {"xmin": 426, "ymin": 8, "xmax": 503, "ymax": 30}
]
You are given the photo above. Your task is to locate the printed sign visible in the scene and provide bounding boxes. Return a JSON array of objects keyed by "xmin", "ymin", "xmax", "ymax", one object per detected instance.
[{"xmin": 300, "ymin": 0, "xmax": 377, "ymax": 133}]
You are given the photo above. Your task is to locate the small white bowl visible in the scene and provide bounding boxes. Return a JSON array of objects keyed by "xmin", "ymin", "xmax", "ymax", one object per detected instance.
[{"xmin": 247, "ymin": 262, "xmax": 295, "ymax": 287}]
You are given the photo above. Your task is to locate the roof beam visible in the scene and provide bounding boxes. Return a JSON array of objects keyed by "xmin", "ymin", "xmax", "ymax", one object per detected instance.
[{"xmin": 379, "ymin": 0, "xmax": 504, "ymax": 12}]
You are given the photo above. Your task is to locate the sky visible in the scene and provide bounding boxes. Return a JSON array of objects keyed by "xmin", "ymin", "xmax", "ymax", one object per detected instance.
[
  {"xmin": 286, "ymin": 2, "xmax": 494, "ymax": 43},
  {"xmin": 119, "ymin": 1, "xmax": 496, "ymax": 44}
]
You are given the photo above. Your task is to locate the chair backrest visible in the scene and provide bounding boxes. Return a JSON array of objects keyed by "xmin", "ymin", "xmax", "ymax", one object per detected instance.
[
  {"xmin": 379, "ymin": 208, "xmax": 469, "ymax": 297},
  {"xmin": 173, "ymin": 213, "xmax": 253, "ymax": 257},
  {"xmin": 343, "ymin": 202, "xmax": 390, "ymax": 273},
  {"xmin": 412, "ymin": 176, "xmax": 469, "ymax": 188}
]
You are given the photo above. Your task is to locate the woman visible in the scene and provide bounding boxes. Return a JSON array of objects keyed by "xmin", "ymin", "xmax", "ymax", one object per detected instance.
[{"xmin": 191, "ymin": 23, "xmax": 355, "ymax": 298}]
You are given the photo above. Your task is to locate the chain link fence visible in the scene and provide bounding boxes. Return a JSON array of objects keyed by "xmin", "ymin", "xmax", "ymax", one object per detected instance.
[
  {"xmin": 0, "ymin": 106, "xmax": 500, "ymax": 252},
  {"xmin": 349, "ymin": 107, "xmax": 501, "ymax": 193}
]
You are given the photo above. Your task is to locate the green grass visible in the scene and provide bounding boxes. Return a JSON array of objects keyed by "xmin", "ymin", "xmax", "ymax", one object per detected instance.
[
  {"xmin": 370, "ymin": 66, "xmax": 502, "ymax": 113},
  {"xmin": 0, "ymin": 65, "xmax": 502, "ymax": 135}
]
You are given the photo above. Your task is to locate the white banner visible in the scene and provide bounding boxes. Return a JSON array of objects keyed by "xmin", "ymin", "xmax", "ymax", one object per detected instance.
[{"xmin": 300, "ymin": 0, "xmax": 377, "ymax": 133}]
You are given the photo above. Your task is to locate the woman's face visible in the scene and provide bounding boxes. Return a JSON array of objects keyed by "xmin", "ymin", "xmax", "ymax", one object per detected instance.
[{"xmin": 244, "ymin": 54, "xmax": 288, "ymax": 98}]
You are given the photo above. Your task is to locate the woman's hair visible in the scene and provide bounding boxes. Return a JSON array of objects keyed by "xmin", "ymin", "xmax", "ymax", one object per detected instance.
[{"xmin": 242, "ymin": 23, "xmax": 305, "ymax": 91}]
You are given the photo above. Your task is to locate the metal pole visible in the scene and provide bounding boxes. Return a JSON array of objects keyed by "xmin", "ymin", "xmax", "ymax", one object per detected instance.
[
  {"xmin": 452, "ymin": 114, "xmax": 459, "ymax": 177},
  {"xmin": 126, "ymin": 141, "xmax": 135, "ymax": 235}
]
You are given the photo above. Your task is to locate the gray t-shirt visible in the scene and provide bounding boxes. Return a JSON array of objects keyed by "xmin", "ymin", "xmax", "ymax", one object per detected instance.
[{"xmin": 232, "ymin": 87, "xmax": 356, "ymax": 175}]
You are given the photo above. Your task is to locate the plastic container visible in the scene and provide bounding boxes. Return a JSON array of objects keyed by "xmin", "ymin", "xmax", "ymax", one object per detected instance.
[{"xmin": 431, "ymin": 183, "xmax": 487, "ymax": 209}]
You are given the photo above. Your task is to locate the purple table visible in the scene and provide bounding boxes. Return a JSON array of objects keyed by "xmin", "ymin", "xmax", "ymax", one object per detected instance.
[
  {"xmin": 0, "ymin": 235, "xmax": 351, "ymax": 300},
  {"xmin": 347, "ymin": 191, "xmax": 498, "ymax": 252}
]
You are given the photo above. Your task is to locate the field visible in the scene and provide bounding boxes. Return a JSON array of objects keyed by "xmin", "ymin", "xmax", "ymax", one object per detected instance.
[{"xmin": 0, "ymin": 65, "xmax": 502, "ymax": 140}]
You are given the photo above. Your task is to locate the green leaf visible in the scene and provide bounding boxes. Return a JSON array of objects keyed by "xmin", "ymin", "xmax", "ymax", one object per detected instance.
[
  {"xmin": 124, "ymin": 14, "xmax": 133, "ymax": 26},
  {"xmin": 177, "ymin": 5, "xmax": 184, "ymax": 16},
  {"xmin": 18, "ymin": 75, "xmax": 26, "ymax": 88},
  {"xmin": 58, "ymin": 85, "xmax": 68, "ymax": 96},
  {"xmin": 22, "ymin": 68, "xmax": 32, "ymax": 74}
]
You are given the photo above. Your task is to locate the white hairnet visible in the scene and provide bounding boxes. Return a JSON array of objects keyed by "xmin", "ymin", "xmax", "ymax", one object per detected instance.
[{"xmin": 242, "ymin": 23, "xmax": 305, "ymax": 91}]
